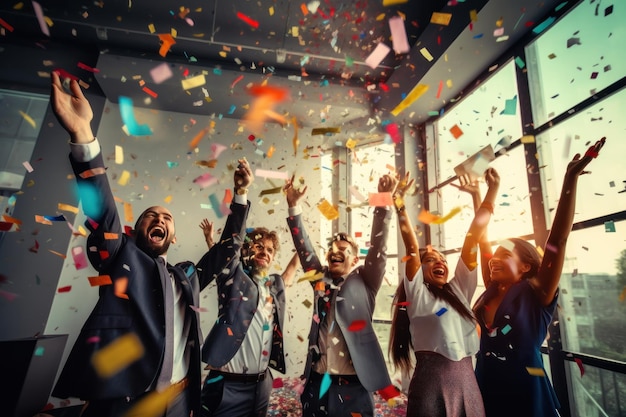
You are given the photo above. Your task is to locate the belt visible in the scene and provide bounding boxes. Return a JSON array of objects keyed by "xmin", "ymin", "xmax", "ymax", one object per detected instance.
[
  {"xmin": 310, "ymin": 371, "xmax": 360, "ymax": 385},
  {"xmin": 209, "ymin": 370, "xmax": 267, "ymax": 383}
]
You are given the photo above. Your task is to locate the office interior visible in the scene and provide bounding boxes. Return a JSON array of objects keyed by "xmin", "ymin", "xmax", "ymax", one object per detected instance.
[{"xmin": 0, "ymin": 0, "xmax": 625, "ymax": 416}]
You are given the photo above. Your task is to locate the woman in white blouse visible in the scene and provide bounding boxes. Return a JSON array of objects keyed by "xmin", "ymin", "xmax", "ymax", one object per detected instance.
[{"xmin": 389, "ymin": 168, "xmax": 499, "ymax": 417}]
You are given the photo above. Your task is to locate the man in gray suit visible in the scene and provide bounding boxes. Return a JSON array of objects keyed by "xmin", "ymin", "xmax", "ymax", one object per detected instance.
[
  {"xmin": 283, "ymin": 174, "xmax": 400, "ymax": 417},
  {"xmin": 200, "ymin": 158, "xmax": 298, "ymax": 417}
]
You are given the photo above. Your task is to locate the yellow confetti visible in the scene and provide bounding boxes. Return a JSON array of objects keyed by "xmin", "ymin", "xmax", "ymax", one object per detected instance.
[
  {"xmin": 382, "ymin": 0, "xmax": 408, "ymax": 5},
  {"xmin": 181, "ymin": 74, "xmax": 206, "ymax": 90},
  {"xmin": 18, "ymin": 111, "xmax": 36, "ymax": 128},
  {"xmin": 521, "ymin": 135, "xmax": 535, "ymax": 143},
  {"xmin": 526, "ymin": 367, "xmax": 546, "ymax": 377},
  {"xmin": 297, "ymin": 270, "xmax": 325, "ymax": 283},
  {"xmin": 122, "ymin": 383, "xmax": 184, "ymax": 417},
  {"xmin": 58, "ymin": 203, "xmax": 79, "ymax": 214},
  {"xmin": 345, "ymin": 138, "xmax": 357, "ymax": 149},
  {"xmin": 115, "ymin": 145, "xmax": 124, "ymax": 164},
  {"xmin": 391, "ymin": 84, "xmax": 429, "ymax": 116},
  {"xmin": 148, "ymin": 23, "xmax": 155, "ymax": 33},
  {"xmin": 269, "ymin": 6, "xmax": 274, "ymax": 16},
  {"xmin": 317, "ymin": 199, "xmax": 339, "ymax": 220},
  {"xmin": 420, "ymin": 47, "xmax": 434, "ymax": 62},
  {"xmin": 164, "ymin": 195, "xmax": 173, "ymax": 204},
  {"xmin": 91, "ymin": 333, "xmax": 144, "ymax": 378},
  {"xmin": 430, "ymin": 12, "xmax": 452, "ymax": 26},
  {"xmin": 118, "ymin": 170, "xmax": 131, "ymax": 186},
  {"xmin": 470, "ymin": 9, "xmax": 478, "ymax": 22}
]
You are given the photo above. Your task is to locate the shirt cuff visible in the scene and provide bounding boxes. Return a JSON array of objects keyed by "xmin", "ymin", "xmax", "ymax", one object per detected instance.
[
  {"xmin": 288, "ymin": 205, "xmax": 302, "ymax": 217},
  {"xmin": 233, "ymin": 193, "xmax": 247, "ymax": 205},
  {"xmin": 70, "ymin": 138, "xmax": 100, "ymax": 162}
]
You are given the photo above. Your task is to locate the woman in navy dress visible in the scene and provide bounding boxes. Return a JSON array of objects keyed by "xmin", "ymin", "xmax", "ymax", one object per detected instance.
[{"xmin": 473, "ymin": 138, "xmax": 606, "ymax": 417}]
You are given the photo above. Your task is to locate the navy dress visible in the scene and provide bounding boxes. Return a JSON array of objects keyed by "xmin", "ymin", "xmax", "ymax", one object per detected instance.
[{"xmin": 474, "ymin": 280, "xmax": 561, "ymax": 417}]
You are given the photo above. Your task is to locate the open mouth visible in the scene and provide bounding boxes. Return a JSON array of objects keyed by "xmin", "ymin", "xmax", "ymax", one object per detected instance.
[
  {"xmin": 432, "ymin": 266, "xmax": 446, "ymax": 277},
  {"xmin": 329, "ymin": 254, "xmax": 344, "ymax": 265},
  {"xmin": 149, "ymin": 226, "xmax": 166, "ymax": 243}
]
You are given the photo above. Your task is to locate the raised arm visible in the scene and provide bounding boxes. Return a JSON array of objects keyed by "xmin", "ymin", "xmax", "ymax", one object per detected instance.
[
  {"xmin": 199, "ymin": 218, "xmax": 215, "ymax": 249},
  {"xmin": 393, "ymin": 173, "xmax": 421, "ymax": 281},
  {"xmin": 454, "ymin": 170, "xmax": 499, "ymax": 286},
  {"xmin": 281, "ymin": 252, "xmax": 301, "ymax": 287},
  {"xmin": 531, "ymin": 138, "xmax": 605, "ymax": 305},
  {"xmin": 459, "ymin": 168, "xmax": 499, "ymax": 278}
]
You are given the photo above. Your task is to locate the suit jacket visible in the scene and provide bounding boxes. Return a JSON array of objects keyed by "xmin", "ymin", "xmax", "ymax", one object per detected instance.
[
  {"xmin": 287, "ymin": 207, "xmax": 392, "ymax": 392},
  {"xmin": 53, "ymin": 152, "xmax": 213, "ymax": 416},
  {"xmin": 200, "ymin": 201, "xmax": 287, "ymax": 373}
]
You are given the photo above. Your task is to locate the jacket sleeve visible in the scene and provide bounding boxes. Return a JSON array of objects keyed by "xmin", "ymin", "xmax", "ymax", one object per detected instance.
[
  {"xmin": 286, "ymin": 212, "xmax": 324, "ymax": 277},
  {"xmin": 360, "ymin": 207, "xmax": 392, "ymax": 294}
]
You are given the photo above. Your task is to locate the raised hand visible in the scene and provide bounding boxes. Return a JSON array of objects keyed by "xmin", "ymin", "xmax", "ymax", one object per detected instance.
[
  {"xmin": 566, "ymin": 137, "xmax": 606, "ymax": 178},
  {"xmin": 50, "ymin": 71, "xmax": 94, "ymax": 143},
  {"xmin": 378, "ymin": 174, "xmax": 397, "ymax": 193},
  {"xmin": 283, "ymin": 174, "xmax": 307, "ymax": 208},
  {"xmin": 234, "ymin": 157, "xmax": 253, "ymax": 191},
  {"xmin": 199, "ymin": 218, "xmax": 215, "ymax": 249}
]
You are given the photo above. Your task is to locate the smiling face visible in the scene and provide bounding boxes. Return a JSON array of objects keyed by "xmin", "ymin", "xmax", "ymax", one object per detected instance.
[
  {"xmin": 326, "ymin": 234, "xmax": 359, "ymax": 279},
  {"xmin": 133, "ymin": 206, "xmax": 176, "ymax": 257},
  {"xmin": 420, "ymin": 250, "xmax": 448, "ymax": 288},
  {"xmin": 243, "ymin": 228, "xmax": 279, "ymax": 275}
]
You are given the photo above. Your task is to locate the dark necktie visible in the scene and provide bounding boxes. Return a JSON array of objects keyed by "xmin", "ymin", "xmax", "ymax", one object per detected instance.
[{"xmin": 156, "ymin": 256, "xmax": 174, "ymax": 390}]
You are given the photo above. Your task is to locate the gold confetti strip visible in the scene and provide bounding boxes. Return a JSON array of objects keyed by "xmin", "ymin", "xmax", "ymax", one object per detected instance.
[{"xmin": 91, "ymin": 333, "xmax": 144, "ymax": 378}]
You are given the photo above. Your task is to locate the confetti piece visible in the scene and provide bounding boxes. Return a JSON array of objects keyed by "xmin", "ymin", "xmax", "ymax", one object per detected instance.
[
  {"xmin": 189, "ymin": 127, "xmax": 209, "ymax": 149},
  {"xmin": 532, "ymin": 16, "xmax": 555, "ymax": 35},
  {"xmin": 317, "ymin": 199, "xmax": 339, "ymax": 220},
  {"xmin": 319, "ymin": 372, "xmax": 331, "ymax": 398},
  {"xmin": 193, "ymin": 172, "xmax": 217, "ymax": 189},
  {"xmin": 0, "ymin": 18, "xmax": 15, "ymax": 32},
  {"xmin": 77, "ymin": 62, "xmax": 99, "ymax": 73},
  {"xmin": 418, "ymin": 207, "xmax": 462, "ymax": 225},
  {"xmin": 368, "ymin": 192, "xmax": 393, "ymax": 207},
  {"xmin": 91, "ymin": 333, "xmax": 144, "ymax": 378},
  {"xmin": 526, "ymin": 367, "xmax": 546, "ymax": 377},
  {"xmin": 32, "ymin": 1, "xmax": 50, "ymax": 36},
  {"xmin": 521, "ymin": 135, "xmax": 535, "ymax": 143},
  {"xmin": 182, "ymin": 73, "xmax": 206, "ymax": 90},
  {"xmin": 431, "ymin": 12, "xmax": 452, "ymax": 26},
  {"xmin": 378, "ymin": 384, "xmax": 400, "ymax": 400},
  {"xmin": 420, "ymin": 47, "xmax": 434, "ymax": 62},
  {"xmin": 236, "ymin": 11, "xmax": 259, "ymax": 29},
  {"xmin": 435, "ymin": 307, "xmax": 448, "ymax": 316},
  {"xmin": 255, "ymin": 169, "xmax": 289, "ymax": 180},
  {"xmin": 115, "ymin": 277, "xmax": 129, "ymax": 299},
  {"xmin": 501, "ymin": 324, "xmax": 512, "ymax": 334},
  {"xmin": 150, "ymin": 62, "xmax": 173, "ymax": 84},
  {"xmin": 365, "ymin": 43, "xmax": 391, "ymax": 69},
  {"xmin": 119, "ymin": 96, "xmax": 153, "ymax": 136},
  {"xmin": 71, "ymin": 246, "xmax": 89, "ymax": 270},
  {"xmin": 58, "ymin": 203, "xmax": 79, "ymax": 214},
  {"xmin": 118, "ymin": 170, "xmax": 131, "ymax": 186},
  {"xmin": 347, "ymin": 320, "xmax": 366, "ymax": 331},
  {"xmin": 388, "ymin": 16, "xmax": 409, "ymax": 54},
  {"xmin": 391, "ymin": 84, "xmax": 429, "ymax": 116},
  {"xmin": 19, "ymin": 111, "xmax": 36, "ymax": 128},
  {"xmin": 157, "ymin": 33, "xmax": 176, "ymax": 57},
  {"xmin": 500, "ymin": 95, "xmax": 518, "ymax": 115},
  {"xmin": 604, "ymin": 220, "xmax": 616, "ymax": 233},
  {"xmin": 88, "ymin": 275, "xmax": 112, "ymax": 286},
  {"xmin": 311, "ymin": 127, "xmax": 340, "ymax": 135},
  {"xmin": 297, "ymin": 270, "xmax": 325, "ymax": 283},
  {"xmin": 208, "ymin": 193, "xmax": 224, "ymax": 218},
  {"xmin": 574, "ymin": 357, "xmax": 585, "ymax": 377},
  {"xmin": 382, "ymin": 0, "xmax": 408, "ymax": 5},
  {"xmin": 57, "ymin": 285, "xmax": 72, "ymax": 293},
  {"xmin": 449, "ymin": 124, "xmax": 463, "ymax": 139}
]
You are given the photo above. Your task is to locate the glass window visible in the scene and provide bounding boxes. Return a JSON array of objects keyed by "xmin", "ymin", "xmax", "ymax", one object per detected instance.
[
  {"xmin": 433, "ymin": 60, "xmax": 523, "ymax": 187},
  {"xmin": 436, "ymin": 144, "xmax": 533, "ymax": 251},
  {"xmin": 526, "ymin": 1, "xmax": 626, "ymax": 127},
  {"xmin": 567, "ymin": 362, "xmax": 626, "ymax": 417},
  {"xmin": 536, "ymin": 88, "xmax": 626, "ymax": 226},
  {"xmin": 0, "ymin": 89, "xmax": 48, "ymax": 192},
  {"xmin": 558, "ymin": 225, "xmax": 626, "ymax": 363}
]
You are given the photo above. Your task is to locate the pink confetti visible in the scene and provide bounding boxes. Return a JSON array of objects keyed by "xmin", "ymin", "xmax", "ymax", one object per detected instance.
[{"xmin": 32, "ymin": 1, "xmax": 50, "ymax": 36}]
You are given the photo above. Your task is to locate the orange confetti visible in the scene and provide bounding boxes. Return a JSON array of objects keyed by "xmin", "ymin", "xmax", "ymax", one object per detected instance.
[
  {"xmin": 104, "ymin": 232, "xmax": 119, "ymax": 240},
  {"xmin": 88, "ymin": 275, "xmax": 113, "ymax": 287},
  {"xmin": 157, "ymin": 33, "xmax": 176, "ymax": 57},
  {"xmin": 188, "ymin": 127, "xmax": 209, "ymax": 150},
  {"xmin": 48, "ymin": 249, "xmax": 67, "ymax": 259},
  {"xmin": 449, "ymin": 124, "xmax": 463, "ymax": 139},
  {"xmin": 115, "ymin": 277, "xmax": 129, "ymax": 299}
]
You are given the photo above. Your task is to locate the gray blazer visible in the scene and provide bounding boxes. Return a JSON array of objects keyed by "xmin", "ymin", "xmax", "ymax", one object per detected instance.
[
  {"xmin": 200, "ymin": 201, "xmax": 287, "ymax": 373},
  {"xmin": 287, "ymin": 207, "xmax": 392, "ymax": 392}
]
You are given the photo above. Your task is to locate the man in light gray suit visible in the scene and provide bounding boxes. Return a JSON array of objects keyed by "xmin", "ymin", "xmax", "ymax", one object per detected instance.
[{"xmin": 283, "ymin": 174, "xmax": 400, "ymax": 417}]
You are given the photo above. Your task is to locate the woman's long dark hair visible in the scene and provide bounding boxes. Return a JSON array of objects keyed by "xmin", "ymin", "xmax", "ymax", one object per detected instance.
[{"xmin": 389, "ymin": 249, "xmax": 476, "ymax": 375}]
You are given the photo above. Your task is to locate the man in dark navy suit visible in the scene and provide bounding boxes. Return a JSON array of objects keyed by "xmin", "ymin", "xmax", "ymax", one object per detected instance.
[
  {"xmin": 283, "ymin": 174, "xmax": 400, "ymax": 417},
  {"xmin": 50, "ymin": 71, "xmax": 213, "ymax": 417},
  {"xmin": 199, "ymin": 158, "xmax": 299, "ymax": 417}
]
